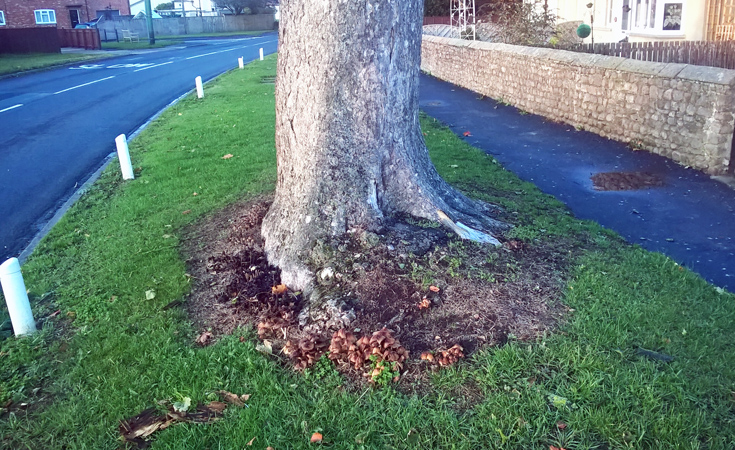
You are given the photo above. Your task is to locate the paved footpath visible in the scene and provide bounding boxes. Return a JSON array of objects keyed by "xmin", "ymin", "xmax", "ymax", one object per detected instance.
[{"xmin": 419, "ymin": 74, "xmax": 735, "ymax": 293}]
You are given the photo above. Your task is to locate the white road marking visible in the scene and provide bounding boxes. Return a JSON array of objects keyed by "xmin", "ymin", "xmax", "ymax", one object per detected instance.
[
  {"xmin": 53, "ymin": 76, "xmax": 116, "ymax": 95},
  {"xmin": 134, "ymin": 61, "xmax": 174, "ymax": 72},
  {"xmin": 0, "ymin": 104, "xmax": 23, "ymax": 113}
]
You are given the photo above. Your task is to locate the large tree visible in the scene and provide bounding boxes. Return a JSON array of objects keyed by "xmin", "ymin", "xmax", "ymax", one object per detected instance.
[{"xmin": 262, "ymin": 0, "xmax": 504, "ymax": 298}]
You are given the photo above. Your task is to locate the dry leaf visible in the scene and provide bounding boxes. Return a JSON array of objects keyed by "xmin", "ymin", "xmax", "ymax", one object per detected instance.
[
  {"xmin": 267, "ymin": 447, "xmax": 274, "ymax": 450},
  {"xmin": 196, "ymin": 331, "xmax": 213, "ymax": 346},
  {"xmin": 429, "ymin": 285, "xmax": 440, "ymax": 293},
  {"xmin": 241, "ymin": 394, "xmax": 251, "ymax": 402},
  {"xmin": 192, "ymin": 192, "xmax": 198, "ymax": 196},
  {"xmin": 205, "ymin": 401, "xmax": 227, "ymax": 413},
  {"xmin": 256, "ymin": 340, "xmax": 273, "ymax": 354},
  {"xmin": 218, "ymin": 390, "xmax": 245, "ymax": 407},
  {"xmin": 310, "ymin": 432, "xmax": 323, "ymax": 443},
  {"xmin": 272, "ymin": 284, "xmax": 288, "ymax": 295},
  {"xmin": 222, "ymin": 154, "xmax": 234, "ymax": 159},
  {"xmin": 182, "ymin": 210, "xmax": 191, "ymax": 215},
  {"xmin": 556, "ymin": 421, "xmax": 567, "ymax": 430},
  {"xmin": 418, "ymin": 298, "xmax": 431, "ymax": 310},
  {"xmin": 145, "ymin": 290, "xmax": 156, "ymax": 300},
  {"xmin": 247, "ymin": 436, "xmax": 256, "ymax": 446}
]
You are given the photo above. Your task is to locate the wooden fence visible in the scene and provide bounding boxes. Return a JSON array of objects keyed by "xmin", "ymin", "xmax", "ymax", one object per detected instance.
[
  {"xmin": 58, "ymin": 29, "xmax": 102, "ymax": 50},
  {"xmin": 424, "ymin": 16, "xmax": 451, "ymax": 25},
  {"xmin": 0, "ymin": 28, "xmax": 61, "ymax": 54},
  {"xmin": 562, "ymin": 40, "xmax": 735, "ymax": 70}
]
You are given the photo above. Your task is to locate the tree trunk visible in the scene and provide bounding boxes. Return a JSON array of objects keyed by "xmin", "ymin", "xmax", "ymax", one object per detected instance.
[{"xmin": 261, "ymin": 0, "xmax": 503, "ymax": 294}]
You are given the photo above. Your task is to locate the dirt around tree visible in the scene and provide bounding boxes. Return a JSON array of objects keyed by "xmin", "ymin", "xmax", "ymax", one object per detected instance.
[{"xmin": 183, "ymin": 196, "xmax": 573, "ymax": 388}]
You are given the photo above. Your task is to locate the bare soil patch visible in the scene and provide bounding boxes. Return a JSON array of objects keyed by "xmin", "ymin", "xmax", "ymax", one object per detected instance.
[
  {"xmin": 591, "ymin": 171, "xmax": 664, "ymax": 191},
  {"xmin": 182, "ymin": 196, "xmax": 572, "ymax": 387}
]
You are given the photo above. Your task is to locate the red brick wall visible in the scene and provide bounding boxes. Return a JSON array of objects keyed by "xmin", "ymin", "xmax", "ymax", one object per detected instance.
[{"xmin": 0, "ymin": 0, "xmax": 130, "ymax": 29}]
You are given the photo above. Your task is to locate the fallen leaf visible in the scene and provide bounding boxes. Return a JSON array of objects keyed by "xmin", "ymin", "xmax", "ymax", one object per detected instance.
[
  {"xmin": 241, "ymin": 394, "xmax": 251, "ymax": 402},
  {"xmin": 182, "ymin": 210, "xmax": 191, "ymax": 215},
  {"xmin": 272, "ymin": 284, "xmax": 288, "ymax": 295},
  {"xmin": 429, "ymin": 285, "xmax": 440, "ymax": 293},
  {"xmin": 196, "ymin": 331, "xmax": 214, "ymax": 346},
  {"xmin": 218, "ymin": 390, "xmax": 245, "ymax": 407},
  {"xmin": 418, "ymin": 298, "xmax": 431, "ymax": 310},
  {"xmin": 267, "ymin": 447, "xmax": 275, "ymax": 450},
  {"xmin": 205, "ymin": 401, "xmax": 227, "ymax": 413},
  {"xmin": 193, "ymin": 192, "xmax": 198, "ymax": 196},
  {"xmin": 222, "ymin": 154, "xmax": 234, "ymax": 159},
  {"xmin": 256, "ymin": 340, "xmax": 273, "ymax": 355},
  {"xmin": 247, "ymin": 436, "xmax": 256, "ymax": 446},
  {"xmin": 145, "ymin": 290, "xmax": 156, "ymax": 300},
  {"xmin": 119, "ymin": 408, "xmax": 169, "ymax": 441},
  {"xmin": 172, "ymin": 397, "xmax": 191, "ymax": 413},
  {"xmin": 310, "ymin": 432, "xmax": 323, "ymax": 443},
  {"xmin": 556, "ymin": 421, "xmax": 567, "ymax": 430},
  {"xmin": 463, "ymin": 131, "xmax": 471, "ymax": 136}
]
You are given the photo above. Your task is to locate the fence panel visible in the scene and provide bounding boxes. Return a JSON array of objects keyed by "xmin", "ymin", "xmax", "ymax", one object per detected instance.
[
  {"xmin": 562, "ymin": 40, "xmax": 735, "ymax": 70},
  {"xmin": 58, "ymin": 29, "xmax": 102, "ymax": 50},
  {"xmin": 0, "ymin": 28, "xmax": 61, "ymax": 54}
]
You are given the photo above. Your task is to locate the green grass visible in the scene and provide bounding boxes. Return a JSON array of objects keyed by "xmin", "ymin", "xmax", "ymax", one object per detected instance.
[
  {"xmin": 1, "ymin": 55, "xmax": 734, "ymax": 449},
  {"xmin": 101, "ymin": 40, "xmax": 182, "ymax": 50},
  {"xmin": 157, "ymin": 30, "xmax": 272, "ymax": 39},
  {"xmin": 0, "ymin": 53, "xmax": 110, "ymax": 76}
]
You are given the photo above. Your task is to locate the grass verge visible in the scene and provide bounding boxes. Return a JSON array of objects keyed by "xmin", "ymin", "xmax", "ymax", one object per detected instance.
[
  {"xmin": 0, "ymin": 53, "xmax": 109, "ymax": 76},
  {"xmin": 156, "ymin": 30, "xmax": 273, "ymax": 39},
  {"xmin": 1, "ymin": 56, "xmax": 734, "ymax": 449},
  {"xmin": 101, "ymin": 40, "xmax": 182, "ymax": 50}
]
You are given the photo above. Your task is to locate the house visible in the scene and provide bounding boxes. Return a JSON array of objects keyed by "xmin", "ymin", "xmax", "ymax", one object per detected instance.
[
  {"xmin": 0, "ymin": 0, "xmax": 130, "ymax": 28},
  {"xmin": 548, "ymin": 0, "xmax": 733, "ymax": 42}
]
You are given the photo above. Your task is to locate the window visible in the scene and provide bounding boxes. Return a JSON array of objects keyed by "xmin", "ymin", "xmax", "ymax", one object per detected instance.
[
  {"xmin": 34, "ymin": 9, "xmax": 57, "ymax": 24},
  {"xmin": 0, "ymin": 11, "xmax": 5, "ymax": 26},
  {"xmin": 626, "ymin": 0, "xmax": 684, "ymax": 34}
]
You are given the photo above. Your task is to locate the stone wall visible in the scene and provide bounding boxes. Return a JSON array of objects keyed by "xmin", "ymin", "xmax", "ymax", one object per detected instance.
[{"xmin": 421, "ymin": 35, "xmax": 735, "ymax": 175}]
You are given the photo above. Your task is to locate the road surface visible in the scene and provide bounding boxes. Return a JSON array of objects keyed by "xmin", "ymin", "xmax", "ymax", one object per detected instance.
[{"xmin": 0, "ymin": 33, "xmax": 278, "ymax": 262}]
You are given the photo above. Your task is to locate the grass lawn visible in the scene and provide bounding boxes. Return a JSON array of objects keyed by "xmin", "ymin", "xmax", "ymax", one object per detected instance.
[
  {"xmin": 101, "ymin": 40, "xmax": 182, "ymax": 50},
  {"xmin": 1, "ymin": 56, "xmax": 734, "ymax": 449},
  {"xmin": 156, "ymin": 30, "xmax": 273, "ymax": 39},
  {"xmin": 0, "ymin": 53, "xmax": 109, "ymax": 76}
]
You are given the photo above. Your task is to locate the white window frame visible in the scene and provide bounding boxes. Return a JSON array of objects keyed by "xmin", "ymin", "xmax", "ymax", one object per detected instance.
[
  {"xmin": 0, "ymin": 11, "xmax": 6, "ymax": 26},
  {"xmin": 627, "ymin": 0, "xmax": 685, "ymax": 37},
  {"xmin": 34, "ymin": 9, "xmax": 57, "ymax": 25}
]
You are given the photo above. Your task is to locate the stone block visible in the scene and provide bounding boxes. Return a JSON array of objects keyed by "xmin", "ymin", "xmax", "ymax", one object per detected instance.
[{"xmin": 676, "ymin": 65, "xmax": 735, "ymax": 86}]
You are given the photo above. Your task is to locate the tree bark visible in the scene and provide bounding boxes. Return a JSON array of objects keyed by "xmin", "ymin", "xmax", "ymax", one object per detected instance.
[{"xmin": 261, "ymin": 0, "xmax": 504, "ymax": 293}]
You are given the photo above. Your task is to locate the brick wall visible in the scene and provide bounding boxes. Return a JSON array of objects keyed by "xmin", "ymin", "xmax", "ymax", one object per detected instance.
[
  {"xmin": 421, "ymin": 35, "xmax": 735, "ymax": 175},
  {"xmin": 0, "ymin": 0, "xmax": 130, "ymax": 29}
]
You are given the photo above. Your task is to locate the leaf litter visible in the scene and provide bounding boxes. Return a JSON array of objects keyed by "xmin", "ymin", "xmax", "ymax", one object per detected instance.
[{"xmin": 181, "ymin": 196, "xmax": 578, "ymax": 390}]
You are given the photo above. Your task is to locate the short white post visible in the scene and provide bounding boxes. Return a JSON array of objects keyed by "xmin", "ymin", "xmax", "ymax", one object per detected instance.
[
  {"xmin": 115, "ymin": 134, "xmax": 135, "ymax": 180},
  {"xmin": 0, "ymin": 258, "xmax": 37, "ymax": 336},
  {"xmin": 195, "ymin": 76, "xmax": 204, "ymax": 99},
  {"xmin": 238, "ymin": 57, "xmax": 244, "ymax": 69},
  {"xmin": 259, "ymin": 48, "xmax": 264, "ymax": 61}
]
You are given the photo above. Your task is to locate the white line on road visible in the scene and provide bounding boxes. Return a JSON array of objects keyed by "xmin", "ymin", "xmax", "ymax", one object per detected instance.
[
  {"xmin": 0, "ymin": 104, "xmax": 23, "ymax": 113},
  {"xmin": 53, "ymin": 76, "xmax": 116, "ymax": 95},
  {"xmin": 134, "ymin": 61, "xmax": 175, "ymax": 72}
]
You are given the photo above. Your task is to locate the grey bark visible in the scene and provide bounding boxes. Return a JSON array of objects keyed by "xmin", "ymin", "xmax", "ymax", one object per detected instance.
[{"xmin": 261, "ymin": 0, "xmax": 504, "ymax": 293}]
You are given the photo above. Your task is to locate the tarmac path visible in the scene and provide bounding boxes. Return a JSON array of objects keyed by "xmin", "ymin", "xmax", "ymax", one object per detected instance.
[{"xmin": 419, "ymin": 74, "xmax": 735, "ymax": 292}]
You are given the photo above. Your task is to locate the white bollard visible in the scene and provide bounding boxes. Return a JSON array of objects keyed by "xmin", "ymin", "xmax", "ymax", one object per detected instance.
[
  {"xmin": 238, "ymin": 57, "xmax": 244, "ymax": 69},
  {"xmin": 259, "ymin": 48, "xmax": 264, "ymax": 61},
  {"xmin": 115, "ymin": 134, "xmax": 135, "ymax": 180},
  {"xmin": 0, "ymin": 258, "xmax": 37, "ymax": 336},
  {"xmin": 195, "ymin": 76, "xmax": 204, "ymax": 99}
]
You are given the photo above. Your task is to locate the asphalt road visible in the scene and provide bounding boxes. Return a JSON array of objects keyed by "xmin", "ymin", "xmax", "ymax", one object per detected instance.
[{"xmin": 0, "ymin": 33, "xmax": 278, "ymax": 262}]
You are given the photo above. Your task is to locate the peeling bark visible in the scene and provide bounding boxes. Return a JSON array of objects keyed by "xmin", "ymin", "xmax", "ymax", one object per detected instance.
[{"xmin": 261, "ymin": 0, "xmax": 505, "ymax": 293}]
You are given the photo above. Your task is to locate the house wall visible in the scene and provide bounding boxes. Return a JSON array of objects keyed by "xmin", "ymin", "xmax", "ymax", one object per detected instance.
[
  {"xmin": 421, "ymin": 35, "xmax": 735, "ymax": 175},
  {"xmin": 550, "ymin": 0, "xmax": 707, "ymax": 43},
  {"xmin": 0, "ymin": 0, "xmax": 130, "ymax": 28}
]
